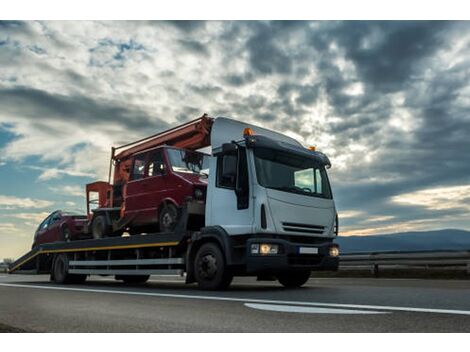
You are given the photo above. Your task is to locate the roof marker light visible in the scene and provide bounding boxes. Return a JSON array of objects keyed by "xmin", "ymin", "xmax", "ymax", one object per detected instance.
[
  {"xmin": 309, "ymin": 146, "xmax": 317, "ymax": 151},
  {"xmin": 243, "ymin": 127, "xmax": 255, "ymax": 136}
]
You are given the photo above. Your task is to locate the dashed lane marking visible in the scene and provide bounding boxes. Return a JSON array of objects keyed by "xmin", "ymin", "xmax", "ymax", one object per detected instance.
[{"xmin": 244, "ymin": 303, "xmax": 388, "ymax": 314}]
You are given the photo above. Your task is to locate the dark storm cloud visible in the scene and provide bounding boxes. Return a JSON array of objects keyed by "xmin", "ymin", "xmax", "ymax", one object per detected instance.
[
  {"xmin": 245, "ymin": 21, "xmax": 304, "ymax": 75},
  {"xmin": 0, "ymin": 87, "xmax": 169, "ymax": 132},
  {"xmin": 164, "ymin": 20, "xmax": 206, "ymax": 33},
  {"xmin": 178, "ymin": 39, "xmax": 209, "ymax": 56}
]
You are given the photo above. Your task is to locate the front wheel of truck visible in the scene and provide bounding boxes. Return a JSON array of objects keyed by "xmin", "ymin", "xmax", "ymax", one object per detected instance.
[
  {"xmin": 194, "ymin": 242, "xmax": 233, "ymax": 290},
  {"xmin": 277, "ymin": 270, "xmax": 311, "ymax": 288}
]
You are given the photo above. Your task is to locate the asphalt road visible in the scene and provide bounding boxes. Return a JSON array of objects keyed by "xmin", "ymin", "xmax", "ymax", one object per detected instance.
[{"xmin": 1, "ymin": 274, "xmax": 470, "ymax": 332}]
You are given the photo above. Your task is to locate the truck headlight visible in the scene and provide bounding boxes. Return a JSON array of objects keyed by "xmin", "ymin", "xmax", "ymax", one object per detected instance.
[
  {"xmin": 329, "ymin": 246, "xmax": 339, "ymax": 257},
  {"xmin": 251, "ymin": 243, "xmax": 279, "ymax": 255},
  {"xmin": 194, "ymin": 188, "xmax": 205, "ymax": 200}
]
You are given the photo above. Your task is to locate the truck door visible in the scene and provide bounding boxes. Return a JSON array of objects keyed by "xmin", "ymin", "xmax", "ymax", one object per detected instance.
[
  {"xmin": 124, "ymin": 153, "xmax": 148, "ymax": 224},
  {"xmin": 206, "ymin": 147, "xmax": 254, "ymax": 235},
  {"xmin": 140, "ymin": 149, "xmax": 167, "ymax": 223}
]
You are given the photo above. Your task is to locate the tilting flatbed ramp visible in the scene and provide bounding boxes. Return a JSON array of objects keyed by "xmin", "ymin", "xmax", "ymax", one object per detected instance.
[{"xmin": 9, "ymin": 231, "xmax": 188, "ymax": 274}]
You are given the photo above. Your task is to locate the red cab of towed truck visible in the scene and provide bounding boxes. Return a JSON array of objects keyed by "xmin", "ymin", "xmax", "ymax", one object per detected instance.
[
  {"xmin": 86, "ymin": 115, "xmax": 214, "ymax": 238},
  {"xmin": 122, "ymin": 146, "xmax": 209, "ymax": 233},
  {"xmin": 87, "ymin": 146, "xmax": 209, "ymax": 237}
]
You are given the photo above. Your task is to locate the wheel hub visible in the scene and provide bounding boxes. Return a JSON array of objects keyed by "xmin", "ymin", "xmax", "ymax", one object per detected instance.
[{"xmin": 198, "ymin": 254, "xmax": 217, "ymax": 279}]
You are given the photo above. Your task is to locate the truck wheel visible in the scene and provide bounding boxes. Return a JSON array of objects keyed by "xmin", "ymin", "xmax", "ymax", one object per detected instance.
[
  {"xmin": 194, "ymin": 242, "xmax": 233, "ymax": 290},
  {"xmin": 116, "ymin": 275, "xmax": 150, "ymax": 284},
  {"xmin": 91, "ymin": 214, "xmax": 109, "ymax": 239},
  {"xmin": 61, "ymin": 225, "xmax": 72, "ymax": 242},
  {"xmin": 277, "ymin": 270, "xmax": 311, "ymax": 288},
  {"xmin": 159, "ymin": 203, "xmax": 179, "ymax": 233},
  {"xmin": 52, "ymin": 254, "xmax": 87, "ymax": 284}
]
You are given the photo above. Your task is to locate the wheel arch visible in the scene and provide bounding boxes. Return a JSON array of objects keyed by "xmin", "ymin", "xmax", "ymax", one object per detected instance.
[{"xmin": 185, "ymin": 226, "xmax": 232, "ymax": 284}]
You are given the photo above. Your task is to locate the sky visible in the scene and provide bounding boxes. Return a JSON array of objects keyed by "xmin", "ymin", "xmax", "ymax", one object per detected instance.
[{"xmin": 0, "ymin": 20, "xmax": 470, "ymax": 259}]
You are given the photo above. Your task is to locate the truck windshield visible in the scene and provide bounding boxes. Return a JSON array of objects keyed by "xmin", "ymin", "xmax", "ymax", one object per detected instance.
[
  {"xmin": 167, "ymin": 148, "xmax": 210, "ymax": 175},
  {"xmin": 253, "ymin": 147, "xmax": 332, "ymax": 199}
]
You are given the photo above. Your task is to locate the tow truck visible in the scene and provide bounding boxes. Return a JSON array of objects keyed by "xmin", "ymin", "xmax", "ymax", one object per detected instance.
[{"xmin": 9, "ymin": 115, "xmax": 339, "ymax": 290}]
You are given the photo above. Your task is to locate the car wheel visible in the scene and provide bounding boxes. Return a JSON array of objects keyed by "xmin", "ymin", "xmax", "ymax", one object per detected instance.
[
  {"xmin": 194, "ymin": 242, "xmax": 233, "ymax": 290},
  {"xmin": 61, "ymin": 225, "xmax": 72, "ymax": 242},
  {"xmin": 158, "ymin": 203, "xmax": 179, "ymax": 233},
  {"xmin": 91, "ymin": 214, "xmax": 109, "ymax": 239},
  {"xmin": 277, "ymin": 270, "xmax": 311, "ymax": 288}
]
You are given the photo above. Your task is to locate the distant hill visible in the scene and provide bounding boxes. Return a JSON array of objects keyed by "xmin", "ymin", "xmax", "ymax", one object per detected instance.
[{"xmin": 336, "ymin": 229, "xmax": 470, "ymax": 253}]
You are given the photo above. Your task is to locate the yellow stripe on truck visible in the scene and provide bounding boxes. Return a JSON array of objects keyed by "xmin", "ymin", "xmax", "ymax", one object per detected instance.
[{"xmin": 8, "ymin": 241, "xmax": 180, "ymax": 273}]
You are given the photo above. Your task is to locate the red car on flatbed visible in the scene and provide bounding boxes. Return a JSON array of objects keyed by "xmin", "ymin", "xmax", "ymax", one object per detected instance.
[{"xmin": 33, "ymin": 210, "xmax": 88, "ymax": 247}]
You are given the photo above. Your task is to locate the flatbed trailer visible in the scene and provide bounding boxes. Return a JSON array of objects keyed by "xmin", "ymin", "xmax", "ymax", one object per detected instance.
[{"xmin": 9, "ymin": 206, "xmax": 339, "ymax": 289}]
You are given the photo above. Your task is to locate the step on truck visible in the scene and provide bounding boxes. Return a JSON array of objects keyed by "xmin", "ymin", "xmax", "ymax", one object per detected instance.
[{"xmin": 9, "ymin": 115, "xmax": 339, "ymax": 290}]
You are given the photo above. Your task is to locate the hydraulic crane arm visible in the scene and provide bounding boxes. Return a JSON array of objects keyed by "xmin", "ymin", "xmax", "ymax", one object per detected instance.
[{"xmin": 113, "ymin": 114, "xmax": 214, "ymax": 161}]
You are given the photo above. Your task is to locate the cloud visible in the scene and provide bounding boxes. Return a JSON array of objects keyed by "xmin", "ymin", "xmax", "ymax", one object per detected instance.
[
  {"xmin": 392, "ymin": 185, "xmax": 470, "ymax": 211},
  {"xmin": 49, "ymin": 185, "xmax": 84, "ymax": 197},
  {"xmin": 0, "ymin": 195, "xmax": 53, "ymax": 209},
  {"xmin": 1, "ymin": 20, "xmax": 470, "ymax": 241}
]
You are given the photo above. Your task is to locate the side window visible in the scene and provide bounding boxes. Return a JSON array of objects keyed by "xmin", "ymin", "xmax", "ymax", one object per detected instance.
[
  {"xmin": 295, "ymin": 168, "xmax": 314, "ymax": 191},
  {"xmin": 49, "ymin": 212, "xmax": 61, "ymax": 226},
  {"xmin": 216, "ymin": 153, "xmax": 237, "ymax": 189},
  {"xmin": 148, "ymin": 150, "xmax": 165, "ymax": 177},
  {"xmin": 131, "ymin": 154, "xmax": 146, "ymax": 180},
  {"xmin": 315, "ymin": 169, "xmax": 323, "ymax": 194},
  {"xmin": 39, "ymin": 216, "xmax": 51, "ymax": 231}
]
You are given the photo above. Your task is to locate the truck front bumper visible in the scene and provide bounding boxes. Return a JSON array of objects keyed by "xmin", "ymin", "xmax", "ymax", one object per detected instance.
[{"xmin": 245, "ymin": 238, "xmax": 339, "ymax": 274}]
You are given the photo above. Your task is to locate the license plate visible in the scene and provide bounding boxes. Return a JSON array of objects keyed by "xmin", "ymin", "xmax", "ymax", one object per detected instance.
[{"xmin": 299, "ymin": 247, "xmax": 318, "ymax": 254}]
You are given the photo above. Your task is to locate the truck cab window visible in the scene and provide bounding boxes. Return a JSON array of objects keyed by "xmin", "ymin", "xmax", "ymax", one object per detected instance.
[
  {"xmin": 131, "ymin": 154, "xmax": 146, "ymax": 180},
  {"xmin": 217, "ymin": 154, "xmax": 237, "ymax": 189},
  {"xmin": 148, "ymin": 150, "xmax": 165, "ymax": 177}
]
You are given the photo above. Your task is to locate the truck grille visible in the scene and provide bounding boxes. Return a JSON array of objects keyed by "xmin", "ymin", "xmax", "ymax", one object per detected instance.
[{"xmin": 282, "ymin": 222, "xmax": 325, "ymax": 234}]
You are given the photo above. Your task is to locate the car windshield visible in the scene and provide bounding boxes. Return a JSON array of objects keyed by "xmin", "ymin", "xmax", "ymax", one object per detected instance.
[
  {"xmin": 167, "ymin": 148, "xmax": 210, "ymax": 175},
  {"xmin": 253, "ymin": 147, "xmax": 332, "ymax": 199}
]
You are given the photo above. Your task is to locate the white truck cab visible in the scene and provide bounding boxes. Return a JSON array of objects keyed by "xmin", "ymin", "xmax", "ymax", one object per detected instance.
[{"xmin": 200, "ymin": 117, "xmax": 339, "ymax": 282}]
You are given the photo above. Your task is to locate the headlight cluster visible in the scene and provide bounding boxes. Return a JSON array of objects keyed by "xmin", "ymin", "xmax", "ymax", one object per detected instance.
[
  {"xmin": 251, "ymin": 243, "xmax": 279, "ymax": 255},
  {"xmin": 329, "ymin": 246, "xmax": 339, "ymax": 257},
  {"xmin": 193, "ymin": 188, "xmax": 205, "ymax": 200}
]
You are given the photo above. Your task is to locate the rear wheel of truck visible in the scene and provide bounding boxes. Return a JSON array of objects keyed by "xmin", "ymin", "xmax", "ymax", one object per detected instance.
[
  {"xmin": 194, "ymin": 242, "xmax": 233, "ymax": 290},
  {"xmin": 116, "ymin": 275, "xmax": 150, "ymax": 284},
  {"xmin": 159, "ymin": 203, "xmax": 179, "ymax": 233},
  {"xmin": 277, "ymin": 270, "xmax": 311, "ymax": 288},
  {"xmin": 91, "ymin": 214, "xmax": 110, "ymax": 239},
  {"xmin": 52, "ymin": 254, "xmax": 87, "ymax": 284}
]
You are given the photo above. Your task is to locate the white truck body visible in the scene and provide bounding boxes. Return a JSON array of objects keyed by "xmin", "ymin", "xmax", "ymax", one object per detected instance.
[{"xmin": 206, "ymin": 117, "xmax": 337, "ymax": 239}]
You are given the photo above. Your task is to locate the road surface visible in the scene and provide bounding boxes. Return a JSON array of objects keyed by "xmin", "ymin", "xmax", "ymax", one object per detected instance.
[{"xmin": 1, "ymin": 274, "xmax": 470, "ymax": 332}]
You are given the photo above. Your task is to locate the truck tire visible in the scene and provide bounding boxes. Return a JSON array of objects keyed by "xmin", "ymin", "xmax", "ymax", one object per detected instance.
[
  {"xmin": 116, "ymin": 275, "xmax": 150, "ymax": 284},
  {"xmin": 194, "ymin": 242, "xmax": 233, "ymax": 290},
  {"xmin": 277, "ymin": 270, "xmax": 311, "ymax": 288},
  {"xmin": 159, "ymin": 203, "xmax": 179, "ymax": 233},
  {"xmin": 52, "ymin": 254, "xmax": 86, "ymax": 284},
  {"xmin": 91, "ymin": 214, "xmax": 110, "ymax": 239}
]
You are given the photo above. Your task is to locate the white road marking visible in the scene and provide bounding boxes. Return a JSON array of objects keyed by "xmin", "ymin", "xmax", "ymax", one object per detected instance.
[
  {"xmin": 1, "ymin": 282, "xmax": 470, "ymax": 316},
  {"xmin": 245, "ymin": 303, "xmax": 388, "ymax": 314}
]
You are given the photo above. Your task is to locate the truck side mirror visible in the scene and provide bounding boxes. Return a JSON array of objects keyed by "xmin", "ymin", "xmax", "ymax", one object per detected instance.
[
  {"xmin": 221, "ymin": 155, "xmax": 237, "ymax": 185},
  {"xmin": 221, "ymin": 143, "xmax": 237, "ymax": 154}
]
